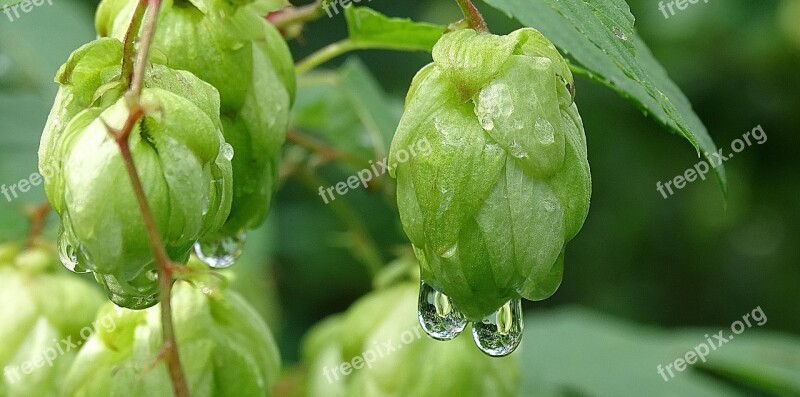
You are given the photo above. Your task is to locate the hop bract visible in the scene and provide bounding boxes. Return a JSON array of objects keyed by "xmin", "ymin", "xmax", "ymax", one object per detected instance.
[
  {"xmin": 39, "ymin": 38, "xmax": 234, "ymax": 309},
  {"xmin": 97, "ymin": 0, "xmax": 296, "ymax": 238},
  {"xmin": 303, "ymin": 260, "xmax": 520, "ymax": 396},
  {"xmin": 0, "ymin": 243, "xmax": 104, "ymax": 397},
  {"xmin": 61, "ymin": 273, "xmax": 281, "ymax": 397},
  {"xmin": 389, "ymin": 28, "xmax": 591, "ymax": 340}
]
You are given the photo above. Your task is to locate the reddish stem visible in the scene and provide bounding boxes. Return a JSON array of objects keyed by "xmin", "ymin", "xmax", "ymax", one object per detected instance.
[
  {"xmin": 113, "ymin": 1, "xmax": 189, "ymax": 396},
  {"xmin": 24, "ymin": 202, "xmax": 50, "ymax": 249},
  {"xmin": 455, "ymin": 0, "xmax": 488, "ymax": 32}
]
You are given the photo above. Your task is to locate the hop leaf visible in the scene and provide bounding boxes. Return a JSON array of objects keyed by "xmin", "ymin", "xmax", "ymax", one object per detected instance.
[{"xmin": 389, "ymin": 28, "xmax": 591, "ymax": 320}]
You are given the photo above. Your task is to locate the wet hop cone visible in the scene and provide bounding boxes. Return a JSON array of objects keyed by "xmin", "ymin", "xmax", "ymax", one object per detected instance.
[
  {"xmin": 97, "ymin": 0, "xmax": 296, "ymax": 267},
  {"xmin": 0, "ymin": 242, "xmax": 104, "ymax": 397},
  {"xmin": 38, "ymin": 38, "xmax": 233, "ymax": 309},
  {"xmin": 62, "ymin": 270, "xmax": 281, "ymax": 397},
  {"xmin": 302, "ymin": 259, "xmax": 520, "ymax": 397},
  {"xmin": 389, "ymin": 28, "xmax": 591, "ymax": 355}
]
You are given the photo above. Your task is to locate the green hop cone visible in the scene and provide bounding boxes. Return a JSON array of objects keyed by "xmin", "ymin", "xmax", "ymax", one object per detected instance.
[
  {"xmin": 97, "ymin": 0, "xmax": 296, "ymax": 243},
  {"xmin": 302, "ymin": 259, "xmax": 520, "ymax": 397},
  {"xmin": 39, "ymin": 38, "xmax": 234, "ymax": 309},
  {"xmin": 389, "ymin": 28, "xmax": 591, "ymax": 349},
  {"xmin": 0, "ymin": 242, "xmax": 105, "ymax": 397},
  {"xmin": 61, "ymin": 266, "xmax": 281, "ymax": 397}
]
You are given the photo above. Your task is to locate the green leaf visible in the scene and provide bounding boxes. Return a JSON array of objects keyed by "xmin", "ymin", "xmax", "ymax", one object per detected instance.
[
  {"xmin": 672, "ymin": 331, "xmax": 800, "ymax": 396},
  {"xmin": 523, "ymin": 308, "xmax": 745, "ymax": 396},
  {"xmin": 344, "ymin": 6, "xmax": 446, "ymax": 52},
  {"xmin": 482, "ymin": 0, "xmax": 727, "ymax": 196}
]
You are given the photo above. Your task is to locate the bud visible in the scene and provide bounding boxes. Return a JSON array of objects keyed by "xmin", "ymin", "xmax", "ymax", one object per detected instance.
[
  {"xmin": 97, "ymin": 0, "xmax": 296, "ymax": 239},
  {"xmin": 389, "ymin": 28, "xmax": 591, "ymax": 353},
  {"xmin": 61, "ymin": 275, "xmax": 281, "ymax": 397},
  {"xmin": 39, "ymin": 38, "xmax": 234, "ymax": 309},
  {"xmin": 303, "ymin": 260, "xmax": 520, "ymax": 396},
  {"xmin": 0, "ymin": 242, "xmax": 104, "ymax": 397}
]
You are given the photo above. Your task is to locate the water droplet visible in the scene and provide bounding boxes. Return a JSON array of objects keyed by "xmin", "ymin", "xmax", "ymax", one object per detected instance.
[
  {"xmin": 221, "ymin": 143, "xmax": 234, "ymax": 161},
  {"xmin": 418, "ymin": 280, "xmax": 466, "ymax": 340},
  {"xmin": 441, "ymin": 244, "xmax": 457, "ymax": 259},
  {"xmin": 534, "ymin": 118, "xmax": 556, "ymax": 145},
  {"xmin": 478, "ymin": 113, "xmax": 495, "ymax": 131},
  {"xmin": 543, "ymin": 198, "xmax": 557, "ymax": 212},
  {"xmin": 57, "ymin": 231, "xmax": 90, "ymax": 274},
  {"xmin": 193, "ymin": 232, "xmax": 246, "ymax": 269},
  {"xmin": 508, "ymin": 141, "xmax": 528, "ymax": 159},
  {"xmin": 612, "ymin": 27, "xmax": 628, "ymax": 41},
  {"xmin": 472, "ymin": 299, "xmax": 523, "ymax": 357}
]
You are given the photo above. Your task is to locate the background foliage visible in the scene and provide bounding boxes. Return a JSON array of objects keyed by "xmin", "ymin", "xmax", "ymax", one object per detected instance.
[{"xmin": 0, "ymin": 0, "xmax": 798, "ymax": 395}]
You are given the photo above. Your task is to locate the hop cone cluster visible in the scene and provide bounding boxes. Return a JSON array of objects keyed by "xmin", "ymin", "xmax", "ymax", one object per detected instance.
[
  {"xmin": 0, "ymin": 243, "xmax": 104, "ymax": 397},
  {"xmin": 303, "ymin": 259, "xmax": 520, "ymax": 396},
  {"xmin": 39, "ymin": 38, "xmax": 233, "ymax": 309},
  {"xmin": 61, "ymin": 267, "xmax": 281, "ymax": 397},
  {"xmin": 390, "ymin": 28, "xmax": 592, "ymax": 321},
  {"xmin": 97, "ymin": 0, "xmax": 296, "ymax": 237}
]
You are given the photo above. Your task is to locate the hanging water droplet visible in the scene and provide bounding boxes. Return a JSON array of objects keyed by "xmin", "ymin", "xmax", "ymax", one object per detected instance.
[
  {"xmin": 57, "ymin": 231, "xmax": 90, "ymax": 274},
  {"xmin": 472, "ymin": 299, "xmax": 523, "ymax": 357},
  {"xmin": 193, "ymin": 231, "xmax": 246, "ymax": 269},
  {"xmin": 418, "ymin": 280, "xmax": 467, "ymax": 340}
]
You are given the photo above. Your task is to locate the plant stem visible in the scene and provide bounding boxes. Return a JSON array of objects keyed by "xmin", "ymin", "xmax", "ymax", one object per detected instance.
[
  {"xmin": 113, "ymin": 1, "xmax": 190, "ymax": 396},
  {"xmin": 24, "ymin": 202, "xmax": 50, "ymax": 249},
  {"xmin": 130, "ymin": 0, "xmax": 161, "ymax": 99},
  {"xmin": 121, "ymin": 0, "xmax": 147, "ymax": 85},
  {"xmin": 455, "ymin": 0, "xmax": 488, "ymax": 32},
  {"xmin": 267, "ymin": 0, "xmax": 324, "ymax": 30},
  {"xmin": 295, "ymin": 39, "xmax": 358, "ymax": 75},
  {"xmin": 286, "ymin": 130, "xmax": 367, "ymax": 168}
]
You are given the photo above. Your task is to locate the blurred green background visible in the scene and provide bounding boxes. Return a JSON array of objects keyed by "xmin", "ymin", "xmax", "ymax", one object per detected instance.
[{"xmin": 0, "ymin": 0, "xmax": 798, "ymax": 395}]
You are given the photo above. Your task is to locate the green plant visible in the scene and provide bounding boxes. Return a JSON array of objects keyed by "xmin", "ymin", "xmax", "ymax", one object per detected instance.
[
  {"xmin": 390, "ymin": 28, "xmax": 590, "ymax": 355},
  {"xmin": 14, "ymin": 0, "xmax": 741, "ymax": 395},
  {"xmin": 0, "ymin": 242, "xmax": 104, "ymax": 397}
]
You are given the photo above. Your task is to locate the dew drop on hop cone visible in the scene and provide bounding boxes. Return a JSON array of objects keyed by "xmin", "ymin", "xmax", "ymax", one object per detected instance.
[
  {"xmin": 418, "ymin": 280, "xmax": 467, "ymax": 340},
  {"xmin": 194, "ymin": 232, "xmax": 246, "ymax": 269},
  {"xmin": 57, "ymin": 230, "xmax": 90, "ymax": 274},
  {"xmin": 472, "ymin": 299, "xmax": 523, "ymax": 357}
]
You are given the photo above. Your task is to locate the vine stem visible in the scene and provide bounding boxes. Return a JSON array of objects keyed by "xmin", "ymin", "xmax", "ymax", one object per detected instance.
[
  {"xmin": 113, "ymin": 1, "xmax": 190, "ymax": 396},
  {"xmin": 267, "ymin": 0, "xmax": 324, "ymax": 30},
  {"xmin": 24, "ymin": 202, "xmax": 50, "ymax": 249},
  {"xmin": 455, "ymin": 0, "xmax": 488, "ymax": 32},
  {"xmin": 295, "ymin": 39, "xmax": 358, "ymax": 75}
]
